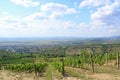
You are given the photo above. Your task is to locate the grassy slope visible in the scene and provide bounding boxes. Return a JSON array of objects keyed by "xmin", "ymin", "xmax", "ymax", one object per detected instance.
[{"xmin": 65, "ymin": 65, "xmax": 120, "ymax": 80}]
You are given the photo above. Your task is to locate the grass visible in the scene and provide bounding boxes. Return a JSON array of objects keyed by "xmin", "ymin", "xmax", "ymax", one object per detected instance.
[
  {"xmin": 65, "ymin": 67, "xmax": 102, "ymax": 80},
  {"xmin": 44, "ymin": 64, "xmax": 63, "ymax": 80},
  {"xmin": 0, "ymin": 65, "xmax": 120, "ymax": 80},
  {"xmin": 94, "ymin": 65, "xmax": 120, "ymax": 76},
  {"xmin": 65, "ymin": 67, "xmax": 86, "ymax": 79},
  {"xmin": 44, "ymin": 64, "xmax": 53, "ymax": 80}
]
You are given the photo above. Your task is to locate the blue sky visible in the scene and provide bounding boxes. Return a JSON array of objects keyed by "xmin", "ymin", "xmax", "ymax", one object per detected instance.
[{"xmin": 0, "ymin": 0, "xmax": 120, "ymax": 37}]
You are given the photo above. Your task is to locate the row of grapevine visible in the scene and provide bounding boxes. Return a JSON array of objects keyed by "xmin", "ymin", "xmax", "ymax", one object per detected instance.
[
  {"xmin": 51, "ymin": 61, "xmax": 62, "ymax": 72},
  {"xmin": 63, "ymin": 52, "xmax": 118, "ymax": 71},
  {"xmin": 5, "ymin": 62, "xmax": 48, "ymax": 73}
]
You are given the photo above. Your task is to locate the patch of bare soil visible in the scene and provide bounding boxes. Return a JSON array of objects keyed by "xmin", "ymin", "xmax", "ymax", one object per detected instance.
[
  {"xmin": 62, "ymin": 77, "xmax": 81, "ymax": 80},
  {"xmin": 68, "ymin": 66, "xmax": 120, "ymax": 80},
  {"xmin": 86, "ymin": 73, "xmax": 120, "ymax": 80},
  {"xmin": 1, "ymin": 67, "xmax": 120, "ymax": 80},
  {"xmin": 0, "ymin": 70, "xmax": 45, "ymax": 80},
  {"xmin": 0, "ymin": 70, "xmax": 81, "ymax": 80},
  {"xmin": 54, "ymin": 77, "xmax": 81, "ymax": 80}
]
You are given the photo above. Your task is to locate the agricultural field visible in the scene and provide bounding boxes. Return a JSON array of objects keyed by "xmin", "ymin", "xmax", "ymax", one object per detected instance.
[{"xmin": 0, "ymin": 37, "xmax": 120, "ymax": 80}]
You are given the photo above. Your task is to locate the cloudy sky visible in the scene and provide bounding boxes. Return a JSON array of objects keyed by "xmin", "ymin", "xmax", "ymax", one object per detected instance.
[{"xmin": 0, "ymin": 0, "xmax": 120, "ymax": 37}]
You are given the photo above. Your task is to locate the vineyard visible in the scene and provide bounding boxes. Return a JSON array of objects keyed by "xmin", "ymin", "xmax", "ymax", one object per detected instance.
[{"xmin": 0, "ymin": 44, "xmax": 120, "ymax": 80}]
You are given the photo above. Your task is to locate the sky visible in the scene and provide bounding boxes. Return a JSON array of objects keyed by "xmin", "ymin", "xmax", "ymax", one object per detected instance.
[{"xmin": 0, "ymin": 0, "xmax": 120, "ymax": 38}]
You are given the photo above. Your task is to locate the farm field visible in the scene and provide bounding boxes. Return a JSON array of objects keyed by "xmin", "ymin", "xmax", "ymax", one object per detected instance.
[
  {"xmin": 0, "ymin": 38, "xmax": 120, "ymax": 80},
  {"xmin": 0, "ymin": 63, "xmax": 120, "ymax": 80}
]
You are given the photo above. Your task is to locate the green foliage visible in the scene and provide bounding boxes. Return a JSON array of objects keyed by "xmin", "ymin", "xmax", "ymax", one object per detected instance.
[
  {"xmin": 0, "ymin": 44, "xmax": 119, "ymax": 74},
  {"xmin": 5, "ymin": 62, "xmax": 48, "ymax": 73},
  {"xmin": 64, "ymin": 52, "xmax": 116, "ymax": 68},
  {"xmin": 52, "ymin": 61, "xmax": 62, "ymax": 72},
  {"xmin": 93, "ymin": 54, "xmax": 106, "ymax": 65},
  {"xmin": 108, "ymin": 52, "xmax": 116, "ymax": 60},
  {"xmin": 34, "ymin": 62, "xmax": 48, "ymax": 73},
  {"xmin": 0, "ymin": 62, "xmax": 2, "ymax": 69}
]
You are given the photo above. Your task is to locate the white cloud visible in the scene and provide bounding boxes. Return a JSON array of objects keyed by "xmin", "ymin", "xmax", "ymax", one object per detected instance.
[
  {"xmin": 40, "ymin": 3, "xmax": 76, "ymax": 19},
  {"xmin": 86, "ymin": 0, "xmax": 120, "ymax": 36},
  {"xmin": 80, "ymin": 0, "xmax": 111, "ymax": 8},
  {"xmin": 109, "ymin": 29, "xmax": 118, "ymax": 33},
  {"xmin": 0, "ymin": 12, "xmax": 78, "ymax": 37},
  {"xmin": 1, "ymin": 1, "xmax": 120, "ymax": 37},
  {"xmin": 25, "ymin": 3, "xmax": 76, "ymax": 21},
  {"xmin": 0, "ymin": 15, "xmax": 29, "ymax": 37},
  {"xmin": 0, "ymin": 15, "xmax": 27, "ymax": 31},
  {"xmin": 40, "ymin": 2, "xmax": 76, "ymax": 13},
  {"xmin": 62, "ymin": 21, "xmax": 76, "ymax": 30},
  {"xmin": 25, "ymin": 12, "xmax": 48, "ymax": 21},
  {"xmin": 0, "ymin": 2, "xmax": 78, "ymax": 37},
  {"xmin": 74, "ymin": 22, "xmax": 89, "ymax": 32},
  {"xmin": 108, "ymin": 24, "xmax": 120, "ymax": 34},
  {"xmin": 91, "ymin": 0, "xmax": 120, "ymax": 26},
  {"xmin": 11, "ymin": 0, "xmax": 39, "ymax": 7},
  {"xmin": 79, "ymin": 0, "xmax": 120, "ymax": 36}
]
